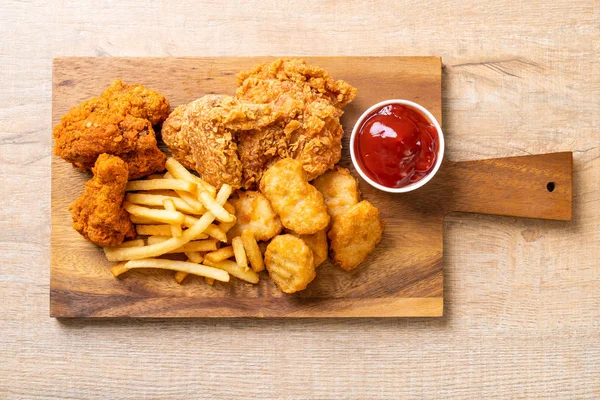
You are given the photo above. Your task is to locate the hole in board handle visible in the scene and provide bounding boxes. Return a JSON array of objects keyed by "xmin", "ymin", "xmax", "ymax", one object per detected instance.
[{"xmin": 547, "ymin": 182, "xmax": 556, "ymax": 192}]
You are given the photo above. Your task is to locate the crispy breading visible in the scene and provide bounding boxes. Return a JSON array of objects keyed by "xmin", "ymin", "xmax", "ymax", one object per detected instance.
[
  {"xmin": 328, "ymin": 200, "xmax": 385, "ymax": 271},
  {"xmin": 312, "ymin": 166, "xmax": 361, "ymax": 220},
  {"xmin": 236, "ymin": 58, "xmax": 357, "ymax": 186},
  {"xmin": 236, "ymin": 58, "xmax": 357, "ymax": 108},
  {"xmin": 161, "ymin": 95, "xmax": 279, "ymax": 189},
  {"xmin": 259, "ymin": 158, "xmax": 329, "ymax": 235},
  {"xmin": 228, "ymin": 191, "xmax": 283, "ymax": 241},
  {"xmin": 160, "ymin": 59, "xmax": 357, "ymax": 189},
  {"xmin": 265, "ymin": 234, "xmax": 316, "ymax": 293},
  {"xmin": 290, "ymin": 229, "xmax": 328, "ymax": 267},
  {"xmin": 69, "ymin": 154, "xmax": 136, "ymax": 247},
  {"xmin": 53, "ymin": 79, "xmax": 169, "ymax": 179}
]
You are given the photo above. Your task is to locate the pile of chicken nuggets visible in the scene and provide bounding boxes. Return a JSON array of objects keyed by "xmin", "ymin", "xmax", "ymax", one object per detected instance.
[{"xmin": 53, "ymin": 58, "xmax": 385, "ymax": 294}]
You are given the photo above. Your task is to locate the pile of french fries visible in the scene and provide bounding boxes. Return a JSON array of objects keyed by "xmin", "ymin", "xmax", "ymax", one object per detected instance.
[{"xmin": 104, "ymin": 157, "xmax": 264, "ymax": 286}]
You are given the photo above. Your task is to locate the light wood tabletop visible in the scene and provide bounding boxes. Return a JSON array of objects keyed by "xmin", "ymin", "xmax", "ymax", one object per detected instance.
[{"xmin": 1, "ymin": 1, "xmax": 598, "ymax": 398}]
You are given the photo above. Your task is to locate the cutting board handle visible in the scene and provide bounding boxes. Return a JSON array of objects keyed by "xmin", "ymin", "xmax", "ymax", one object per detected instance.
[{"xmin": 442, "ymin": 152, "xmax": 572, "ymax": 220}]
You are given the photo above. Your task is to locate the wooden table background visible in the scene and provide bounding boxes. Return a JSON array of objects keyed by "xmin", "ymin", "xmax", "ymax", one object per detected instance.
[{"xmin": 0, "ymin": 1, "xmax": 598, "ymax": 398}]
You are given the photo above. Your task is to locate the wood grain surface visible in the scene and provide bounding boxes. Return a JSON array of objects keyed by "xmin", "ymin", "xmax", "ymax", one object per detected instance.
[
  {"xmin": 50, "ymin": 58, "xmax": 572, "ymax": 318},
  {"xmin": 51, "ymin": 56, "xmax": 447, "ymax": 317},
  {"xmin": 1, "ymin": 0, "xmax": 599, "ymax": 398}
]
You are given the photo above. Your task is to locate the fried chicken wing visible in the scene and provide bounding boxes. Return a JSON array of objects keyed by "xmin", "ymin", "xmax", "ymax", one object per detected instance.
[
  {"xmin": 259, "ymin": 158, "xmax": 329, "ymax": 235},
  {"xmin": 228, "ymin": 190, "xmax": 283, "ymax": 241},
  {"xmin": 69, "ymin": 154, "xmax": 136, "ymax": 247},
  {"xmin": 161, "ymin": 59, "xmax": 357, "ymax": 189},
  {"xmin": 328, "ymin": 200, "xmax": 385, "ymax": 271},
  {"xmin": 265, "ymin": 234, "xmax": 316, "ymax": 293},
  {"xmin": 312, "ymin": 166, "xmax": 361, "ymax": 220},
  {"xmin": 290, "ymin": 229, "xmax": 328, "ymax": 267},
  {"xmin": 161, "ymin": 95, "xmax": 279, "ymax": 189},
  {"xmin": 236, "ymin": 58, "xmax": 357, "ymax": 108},
  {"xmin": 53, "ymin": 79, "xmax": 169, "ymax": 179},
  {"xmin": 236, "ymin": 58, "xmax": 357, "ymax": 185}
]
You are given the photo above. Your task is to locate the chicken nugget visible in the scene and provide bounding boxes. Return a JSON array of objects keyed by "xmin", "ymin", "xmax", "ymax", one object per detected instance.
[
  {"xmin": 259, "ymin": 158, "xmax": 329, "ymax": 235},
  {"xmin": 69, "ymin": 154, "xmax": 136, "ymax": 247},
  {"xmin": 328, "ymin": 200, "xmax": 385, "ymax": 271},
  {"xmin": 265, "ymin": 235, "xmax": 316, "ymax": 294},
  {"xmin": 228, "ymin": 191, "xmax": 283, "ymax": 241},
  {"xmin": 312, "ymin": 166, "xmax": 360, "ymax": 220},
  {"xmin": 290, "ymin": 229, "xmax": 328, "ymax": 267}
]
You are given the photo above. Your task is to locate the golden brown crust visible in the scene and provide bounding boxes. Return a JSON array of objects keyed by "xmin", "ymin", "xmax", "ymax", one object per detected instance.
[
  {"xmin": 69, "ymin": 154, "xmax": 136, "ymax": 247},
  {"xmin": 236, "ymin": 58, "xmax": 357, "ymax": 186},
  {"xmin": 53, "ymin": 79, "xmax": 169, "ymax": 179},
  {"xmin": 312, "ymin": 166, "xmax": 361, "ymax": 221},
  {"xmin": 290, "ymin": 229, "xmax": 328, "ymax": 267},
  {"xmin": 162, "ymin": 95, "xmax": 279, "ymax": 189},
  {"xmin": 265, "ymin": 234, "xmax": 316, "ymax": 293},
  {"xmin": 160, "ymin": 59, "xmax": 357, "ymax": 189},
  {"xmin": 259, "ymin": 158, "xmax": 329, "ymax": 235},
  {"xmin": 236, "ymin": 58, "xmax": 357, "ymax": 107},
  {"xmin": 228, "ymin": 191, "xmax": 283, "ymax": 241},
  {"xmin": 328, "ymin": 200, "xmax": 385, "ymax": 271}
]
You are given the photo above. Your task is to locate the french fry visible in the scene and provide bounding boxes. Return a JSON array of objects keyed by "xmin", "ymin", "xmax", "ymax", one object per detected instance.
[
  {"xmin": 136, "ymin": 225, "xmax": 208, "ymax": 239},
  {"xmin": 175, "ymin": 250, "xmax": 204, "ymax": 283},
  {"xmin": 164, "ymin": 172, "xmax": 206, "ymax": 212},
  {"xmin": 205, "ymin": 277, "xmax": 215, "ymax": 285},
  {"xmin": 136, "ymin": 225, "xmax": 172, "ymax": 236},
  {"xmin": 165, "ymin": 157, "xmax": 216, "ymax": 197},
  {"xmin": 241, "ymin": 230, "xmax": 264, "ymax": 272},
  {"xmin": 124, "ymin": 201, "xmax": 185, "ymax": 225},
  {"xmin": 146, "ymin": 235, "xmax": 171, "ymax": 243},
  {"xmin": 146, "ymin": 236, "xmax": 219, "ymax": 253},
  {"xmin": 199, "ymin": 191, "xmax": 235, "ymax": 223},
  {"xmin": 104, "ymin": 212, "xmax": 216, "ymax": 261},
  {"xmin": 103, "ymin": 239, "xmax": 146, "ymax": 254},
  {"xmin": 144, "ymin": 189, "xmax": 179, "ymax": 197},
  {"xmin": 126, "ymin": 193, "xmax": 202, "ymax": 215},
  {"xmin": 204, "ymin": 246, "xmax": 234, "ymax": 263},
  {"xmin": 174, "ymin": 271, "xmax": 188, "ymax": 284},
  {"xmin": 175, "ymin": 190, "xmax": 206, "ymax": 212},
  {"xmin": 173, "ymin": 241, "xmax": 217, "ymax": 252},
  {"xmin": 219, "ymin": 203, "xmax": 237, "ymax": 233},
  {"xmin": 215, "ymin": 184, "xmax": 233, "ymax": 205},
  {"xmin": 204, "ymin": 224, "xmax": 228, "ymax": 243},
  {"xmin": 204, "ymin": 259, "xmax": 259, "ymax": 284},
  {"xmin": 129, "ymin": 215, "xmax": 155, "ymax": 224},
  {"xmin": 231, "ymin": 236, "xmax": 248, "ymax": 270},
  {"xmin": 185, "ymin": 251, "xmax": 204, "ymax": 264},
  {"xmin": 162, "ymin": 198, "xmax": 183, "ymax": 237},
  {"xmin": 182, "ymin": 215, "xmax": 227, "ymax": 242},
  {"xmin": 111, "ymin": 258, "xmax": 229, "ymax": 282},
  {"xmin": 125, "ymin": 179, "xmax": 198, "ymax": 194},
  {"xmin": 117, "ymin": 239, "xmax": 145, "ymax": 248}
]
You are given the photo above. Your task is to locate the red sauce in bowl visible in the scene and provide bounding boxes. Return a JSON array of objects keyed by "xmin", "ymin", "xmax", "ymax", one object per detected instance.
[{"xmin": 354, "ymin": 104, "xmax": 439, "ymax": 188}]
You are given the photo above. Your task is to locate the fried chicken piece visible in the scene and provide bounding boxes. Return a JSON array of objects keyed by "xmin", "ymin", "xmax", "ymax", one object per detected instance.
[
  {"xmin": 236, "ymin": 58, "xmax": 357, "ymax": 186},
  {"xmin": 161, "ymin": 95, "xmax": 280, "ymax": 189},
  {"xmin": 328, "ymin": 200, "xmax": 385, "ymax": 271},
  {"xmin": 69, "ymin": 154, "xmax": 135, "ymax": 247},
  {"xmin": 237, "ymin": 58, "xmax": 357, "ymax": 108},
  {"xmin": 265, "ymin": 234, "xmax": 316, "ymax": 294},
  {"xmin": 259, "ymin": 158, "xmax": 329, "ymax": 235},
  {"xmin": 312, "ymin": 166, "xmax": 361, "ymax": 220},
  {"xmin": 290, "ymin": 229, "xmax": 328, "ymax": 267},
  {"xmin": 53, "ymin": 79, "xmax": 169, "ymax": 179},
  {"xmin": 227, "ymin": 190, "xmax": 283, "ymax": 241}
]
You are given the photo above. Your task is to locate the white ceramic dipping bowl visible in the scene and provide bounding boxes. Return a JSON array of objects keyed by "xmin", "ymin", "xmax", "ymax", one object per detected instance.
[{"xmin": 349, "ymin": 99, "xmax": 445, "ymax": 193}]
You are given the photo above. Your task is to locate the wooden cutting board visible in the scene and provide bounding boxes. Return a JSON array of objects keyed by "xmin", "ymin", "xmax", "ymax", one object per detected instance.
[{"xmin": 50, "ymin": 57, "xmax": 572, "ymax": 318}]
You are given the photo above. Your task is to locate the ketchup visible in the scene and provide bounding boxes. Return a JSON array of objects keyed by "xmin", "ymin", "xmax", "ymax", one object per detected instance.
[{"xmin": 354, "ymin": 104, "xmax": 439, "ymax": 188}]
